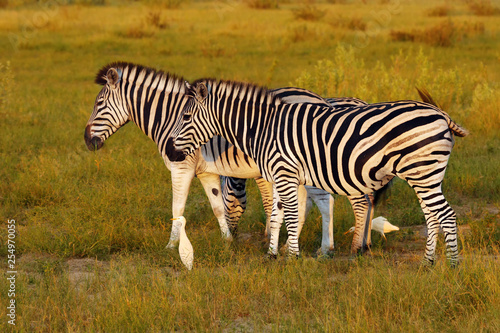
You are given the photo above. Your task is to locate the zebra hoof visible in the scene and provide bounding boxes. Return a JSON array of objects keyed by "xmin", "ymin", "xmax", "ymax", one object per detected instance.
[
  {"xmin": 228, "ymin": 228, "xmax": 238, "ymax": 239},
  {"xmin": 265, "ymin": 253, "xmax": 278, "ymax": 260},
  {"xmin": 421, "ymin": 257, "xmax": 436, "ymax": 267},
  {"xmin": 448, "ymin": 258, "xmax": 459, "ymax": 269},
  {"xmin": 286, "ymin": 252, "xmax": 300, "ymax": 260},
  {"xmin": 446, "ymin": 252, "xmax": 459, "ymax": 268}
]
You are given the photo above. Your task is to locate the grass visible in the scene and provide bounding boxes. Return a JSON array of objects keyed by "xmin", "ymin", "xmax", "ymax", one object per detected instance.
[
  {"xmin": 0, "ymin": 0, "xmax": 499, "ymax": 331},
  {"xmin": 2, "ymin": 252, "xmax": 500, "ymax": 331}
]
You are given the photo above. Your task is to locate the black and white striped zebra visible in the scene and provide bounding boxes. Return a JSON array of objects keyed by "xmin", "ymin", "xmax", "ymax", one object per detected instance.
[
  {"xmin": 84, "ymin": 62, "xmax": 370, "ymax": 256},
  {"xmin": 167, "ymin": 79, "xmax": 468, "ymax": 266},
  {"xmin": 222, "ymin": 89, "xmax": 368, "ymax": 253}
]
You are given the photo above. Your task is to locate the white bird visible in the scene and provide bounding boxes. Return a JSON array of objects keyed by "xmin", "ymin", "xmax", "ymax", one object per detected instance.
[
  {"xmin": 171, "ymin": 217, "xmax": 194, "ymax": 270},
  {"xmin": 344, "ymin": 216, "xmax": 400, "ymax": 240}
]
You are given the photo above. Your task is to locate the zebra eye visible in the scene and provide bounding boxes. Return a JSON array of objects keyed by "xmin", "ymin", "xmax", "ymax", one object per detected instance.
[{"xmin": 183, "ymin": 113, "xmax": 191, "ymax": 121}]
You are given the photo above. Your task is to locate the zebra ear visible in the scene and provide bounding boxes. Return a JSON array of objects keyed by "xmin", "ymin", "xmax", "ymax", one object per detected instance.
[
  {"xmin": 105, "ymin": 68, "xmax": 121, "ymax": 88},
  {"xmin": 194, "ymin": 81, "xmax": 210, "ymax": 102},
  {"xmin": 184, "ymin": 81, "xmax": 191, "ymax": 90}
]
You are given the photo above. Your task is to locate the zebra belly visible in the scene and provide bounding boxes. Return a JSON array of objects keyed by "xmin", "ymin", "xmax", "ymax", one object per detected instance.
[{"xmin": 199, "ymin": 138, "xmax": 262, "ymax": 178}]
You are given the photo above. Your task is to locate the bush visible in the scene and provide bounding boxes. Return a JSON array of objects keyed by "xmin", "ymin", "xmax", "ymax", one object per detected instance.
[
  {"xmin": 390, "ymin": 20, "xmax": 485, "ymax": 47},
  {"xmin": 146, "ymin": 11, "xmax": 169, "ymax": 30},
  {"xmin": 467, "ymin": 0, "xmax": 500, "ymax": 16},
  {"xmin": 330, "ymin": 16, "xmax": 366, "ymax": 31},
  {"xmin": 287, "ymin": 24, "xmax": 318, "ymax": 43},
  {"xmin": 143, "ymin": 0, "xmax": 183, "ymax": 9},
  {"xmin": 123, "ymin": 24, "xmax": 155, "ymax": 39},
  {"xmin": 293, "ymin": 5, "xmax": 326, "ymax": 21},
  {"xmin": 426, "ymin": 4, "xmax": 451, "ymax": 17},
  {"xmin": 245, "ymin": 0, "xmax": 279, "ymax": 9},
  {"xmin": 293, "ymin": 45, "xmax": 485, "ymax": 110}
]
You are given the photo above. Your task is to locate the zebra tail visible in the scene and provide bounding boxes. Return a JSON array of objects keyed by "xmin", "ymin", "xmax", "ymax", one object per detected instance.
[{"xmin": 416, "ymin": 87, "xmax": 469, "ymax": 138}]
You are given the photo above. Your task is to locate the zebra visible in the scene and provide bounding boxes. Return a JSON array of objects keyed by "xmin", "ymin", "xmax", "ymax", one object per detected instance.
[
  {"xmin": 222, "ymin": 90, "xmax": 369, "ymax": 253},
  {"xmin": 167, "ymin": 79, "xmax": 468, "ymax": 266},
  {"xmin": 83, "ymin": 62, "xmax": 370, "ymax": 259}
]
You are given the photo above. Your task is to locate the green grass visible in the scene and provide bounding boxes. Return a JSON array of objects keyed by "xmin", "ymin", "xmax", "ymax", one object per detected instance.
[
  {"xmin": 0, "ymin": 0, "xmax": 499, "ymax": 331},
  {"xmin": 2, "ymin": 252, "xmax": 500, "ymax": 331}
]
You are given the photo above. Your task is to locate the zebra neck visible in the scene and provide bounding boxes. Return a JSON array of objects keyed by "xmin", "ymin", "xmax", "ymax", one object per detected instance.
[
  {"xmin": 215, "ymin": 97, "xmax": 275, "ymax": 161},
  {"xmin": 126, "ymin": 80, "xmax": 185, "ymax": 144}
]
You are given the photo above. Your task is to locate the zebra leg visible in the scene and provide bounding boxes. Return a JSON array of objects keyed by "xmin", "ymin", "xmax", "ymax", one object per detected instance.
[
  {"xmin": 198, "ymin": 173, "xmax": 233, "ymax": 242},
  {"xmin": 306, "ymin": 186, "xmax": 335, "ymax": 255},
  {"xmin": 417, "ymin": 198, "xmax": 440, "ymax": 266},
  {"xmin": 268, "ymin": 184, "xmax": 284, "ymax": 257},
  {"xmin": 347, "ymin": 194, "xmax": 375, "ymax": 255},
  {"xmin": 398, "ymin": 150, "xmax": 458, "ymax": 266},
  {"xmin": 167, "ymin": 160, "xmax": 197, "ymax": 249},
  {"xmin": 221, "ymin": 177, "xmax": 247, "ymax": 236},
  {"xmin": 415, "ymin": 190, "xmax": 458, "ymax": 267},
  {"xmin": 255, "ymin": 177, "xmax": 275, "ymax": 238},
  {"xmin": 284, "ymin": 185, "xmax": 308, "ymax": 253},
  {"xmin": 274, "ymin": 179, "xmax": 301, "ymax": 257}
]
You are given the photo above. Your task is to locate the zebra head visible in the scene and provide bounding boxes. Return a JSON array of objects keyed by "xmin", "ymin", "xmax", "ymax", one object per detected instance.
[
  {"xmin": 166, "ymin": 80, "xmax": 216, "ymax": 162},
  {"xmin": 84, "ymin": 64, "xmax": 129, "ymax": 151}
]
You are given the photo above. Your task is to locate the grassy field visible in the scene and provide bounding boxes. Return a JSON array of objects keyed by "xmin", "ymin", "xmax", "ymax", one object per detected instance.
[{"xmin": 1, "ymin": 0, "xmax": 499, "ymax": 331}]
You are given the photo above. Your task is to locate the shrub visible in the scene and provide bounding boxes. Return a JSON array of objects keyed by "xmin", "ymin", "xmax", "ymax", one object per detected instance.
[
  {"xmin": 293, "ymin": 45, "xmax": 485, "ymax": 110},
  {"xmin": 426, "ymin": 4, "xmax": 451, "ymax": 17},
  {"xmin": 123, "ymin": 24, "xmax": 155, "ymax": 39},
  {"xmin": 293, "ymin": 5, "xmax": 326, "ymax": 21},
  {"xmin": 330, "ymin": 16, "xmax": 367, "ymax": 31},
  {"xmin": 143, "ymin": 0, "xmax": 183, "ymax": 9},
  {"xmin": 72, "ymin": 0, "xmax": 106, "ymax": 5},
  {"xmin": 245, "ymin": 0, "xmax": 279, "ymax": 9},
  {"xmin": 146, "ymin": 11, "xmax": 169, "ymax": 30},
  {"xmin": 390, "ymin": 20, "xmax": 485, "ymax": 47},
  {"xmin": 288, "ymin": 24, "xmax": 318, "ymax": 43},
  {"xmin": 467, "ymin": 0, "xmax": 500, "ymax": 16}
]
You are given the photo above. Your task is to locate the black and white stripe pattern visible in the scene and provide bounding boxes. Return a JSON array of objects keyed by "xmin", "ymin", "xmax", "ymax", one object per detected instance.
[
  {"xmin": 84, "ymin": 62, "xmax": 367, "ymax": 256},
  {"xmin": 221, "ymin": 88, "xmax": 368, "ymax": 253},
  {"xmin": 168, "ymin": 79, "xmax": 468, "ymax": 265}
]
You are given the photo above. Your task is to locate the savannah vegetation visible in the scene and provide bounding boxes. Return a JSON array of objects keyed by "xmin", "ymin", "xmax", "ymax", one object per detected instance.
[{"xmin": 0, "ymin": 0, "xmax": 499, "ymax": 331}]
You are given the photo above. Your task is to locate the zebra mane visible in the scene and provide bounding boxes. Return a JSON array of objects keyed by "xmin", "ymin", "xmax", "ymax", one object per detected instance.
[
  {"xmin": 94, "ymin": 62, "xmax": 185, "ymax": 92},
  {"xmin": 190, "ymin": 78, "xmax": 282, "ymax": 106}
]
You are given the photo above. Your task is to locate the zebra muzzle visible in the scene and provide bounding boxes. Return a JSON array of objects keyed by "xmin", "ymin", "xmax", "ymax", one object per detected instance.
[
  {"xmin": 84, "ymin": 126, "xmax": 104, "ymax": 151},
  {"xmin": 165, "ymin": 137, "xmax": 187, "ymax": 162}
]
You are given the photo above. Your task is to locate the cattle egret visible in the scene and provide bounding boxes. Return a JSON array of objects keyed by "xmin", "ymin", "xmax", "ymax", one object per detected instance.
[
  {"xmin": 344, "ymin": 216, "xmax": 399, "ymax": 240},
  {"xmin": 171, "ymin": 217, "xmax": 193, "ymax": 270}
]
